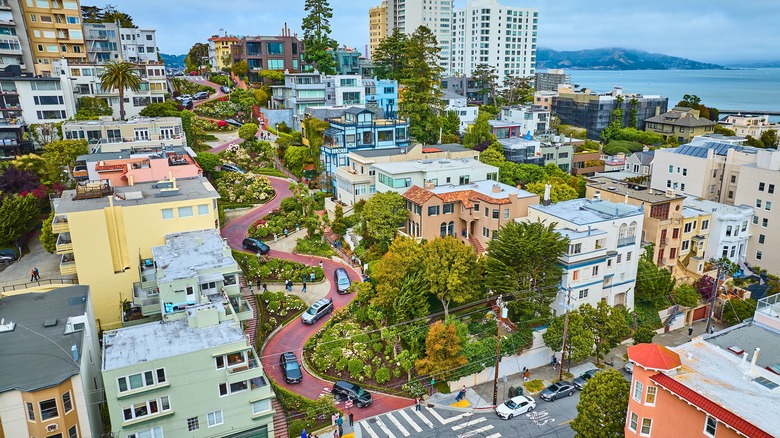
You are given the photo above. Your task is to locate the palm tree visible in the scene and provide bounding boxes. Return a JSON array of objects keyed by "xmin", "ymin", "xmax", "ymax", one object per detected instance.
[{"xmin": 99, "ymin": 61, "xmax": 141, "ymax": 121}]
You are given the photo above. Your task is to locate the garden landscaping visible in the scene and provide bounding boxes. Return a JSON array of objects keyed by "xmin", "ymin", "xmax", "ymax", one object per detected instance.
[
  {"xmin": 214, "ymin": 172, "xmax": 274, "ymax": 203},
  {"xmin": 233, "ymin": 251, "xmax": 324, "ymax": 283},
  {"xmin": 256, "ymin": 290, "xmax": 306, "ymax": 344},
  {"xmin": 194, "ymin": 97, "xmax": 244, "ymax": 120}
]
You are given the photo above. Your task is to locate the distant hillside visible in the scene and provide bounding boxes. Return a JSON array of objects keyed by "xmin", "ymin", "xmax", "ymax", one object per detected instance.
[
  {"xmin": 160, "ymin": 53, "xmax": 186, "ymax": 69},
  {"xmin": 537, "ymin": 48, "xmax": 726, "ymax": 70},
  {"xmin": 726, "ymin": 60, "xmax": 780, "ymax": 68}
]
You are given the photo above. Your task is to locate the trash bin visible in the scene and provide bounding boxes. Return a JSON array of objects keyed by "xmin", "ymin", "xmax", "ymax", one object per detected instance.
[{"xmin": 508, "ymin": 386, "xmax": 523, "ymax": 398}]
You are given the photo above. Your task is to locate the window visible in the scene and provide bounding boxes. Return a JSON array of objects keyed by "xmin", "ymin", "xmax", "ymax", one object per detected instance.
[
  {"xmin": 616, "ymin": 253, "xmax": 622, "ymax": 264},
  {"xmin": 759, "ymin": 182, "xmax": 765, "ymax": 192},
  {"xmin": 726, "ymin": 225, "xmax": 733, "ymax": 236},
  {"xmin": 682, "ymin": 240, "xmax": 690, "ymax": 251},
  {"xmin": 428, "ymin": 206, "xmax": 440, "ymax": 216},
  {"xmin": 187, "ymin": 417, "xmax": 200, "ymax": 431},
  {"xmin": 742, "ymin": 221, "xmax": 748, "ymax": 232},
  {"xmin": 640, "ymin": 418, "xmax": 652, "ymax": 435},
  {"xmin": 592, "ymin": 266, "xmax": 599, "ymax": 276},
  {"xmin": 668, "ymin": 165, "xmax": 673, "ymax": 173},
  {"xmin": 701, "ymin": 220, "xmax": 709, "ymax": 230},
  {"xmin": 627, "ymin": 251, "xmax": 632, "ymax": 261},
  {"xmin": 127, "ymin": 427, "xmax": 163, "ymax": 438},
  {"xmin": 198, "ymin": 204, "xmax": 209, "ymax": 215},
  {"xmin": 62, "ymin": 391, "xmax": 73, "ymax": 412},
  {"xmin": 178, "ymin": 206, "xmax": 193, "ymax": 217},
  {"xmin": 122, "ymin": 397, "xmax": 170, "ymax": 421},
  {"xmin": 756, "ymin": 251, "xmax": 763, "ymax": 260},
  {"xmin": 252, "ymin": 399, "xmax": 271, "ymax": 414},
  {"xmin": 266, "ymin": 42, "xmax": 283, "ymax": 54},
  {"xmin": 440, "ymin": 222, "xmax": 447, "ymax": 237},
  {"xmin": 682, "ymin": 168, "xmax": 687, "ymax": 176},
  {"xmin": 633, "ymin": 380, "xmax": 643, "ymax": 402},
  {"xmin": 759, "ymin": 234, "xmax": 765, "ymax": 244},
  {"xmin": 443, "ymin": 203, "xmax": 454, "ymax": 214},
  {"xmin": 161, "ymin": 208, "xmax": 173, "ymax": 220},
  {"xmin": 672, "ymin": 228, "xmax": 679, "ymax": 239},
  {"xmin": 207, "ymin": 410, "xmax": 223, "ymax": 427},
  {"xmin": 770, "ymin": 184, "xmax": 775, "ymax": 194},
  {"xmin": 459, "ymin": 175, "xmax": 470, "ymax": 185},
  {"xmin": 117, "ymin": 369, "xmax": 166, "ymax": 392},
  {"xmin": 482, "ymin": 227, "xmax": 490, "ymax": 238},
  {"xmin": 572, "ymin": 270, "xmax": 580, "ymax": 281},
  {"xmin": 26, "ymin": 402, "xmax": 35, "ymax": 421},
  {"xmin": 650, "ymin": 203, "xmax": 670, "ymax": 220},
  {"xmin": 645, "ymin": 386, "xmax": 657, "ymax": 405},
  {"xmin": 629, "ymin": 412, "xmax": 638, "ymax": 432},
  {"xmin": 578, "ymin": 289, "xmax": 588, "ymax": 299},
  {"xmin": 569, "ymin": 243, "xmax": 581, "ymax": 254},
  {"xmin": 39, "ymin": 398, "xmax": 59, "ymax": 420},
  {"xmin": 767, "ymin": 201, "xmax": 772, "ymax": 211},
  {"xmin": 753, "ymin": 215, "xmax": 759, "ymax": 225},
  {"xmin": 705, "ymin": 416, "xmax": 718, "ymax": 436},
  {"xmin": 504, "ymin": 209, "xmax": 510, "ymax": 219},
  {"xmin": 492, "ymin": 209, "xmax": 499, "ymax": 219},
  {"xmin": 68, "ymin": 425, "xmax": 78, "ymax": 438},
  {"xmin": 756, "ymin": 199, "xmax": 762, "ymax": 208},
  {"xmin": 684, "ymin": 222, "xmax": 693, "ymax": 233},
  {"xmin": 762, "ymin": 218, "xmax": 768, "ymax": 227},
  {"xmin": 218, "ymin": 380, "xmax": 249, "ymax": 396}
]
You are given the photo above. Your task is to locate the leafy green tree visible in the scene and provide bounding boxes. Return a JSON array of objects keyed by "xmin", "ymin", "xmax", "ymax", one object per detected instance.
[
  {"xmin": 371, "ymin": 236, "xmax": 424, "ymax": 310},
  {"xmin": 363, "ymin": 191, "xmax": 408, "ymax": 245},
  {"xmin": 744, "ymin": 135, "xmax": 765, "ymax": 148},
  {"xmin": 472, "ymin": 64, "xmax": 499, "ymax": 107},
  {"xmin": 180, "ymin": 110, "xmax": 196, "ymax": 147},
  {"xmin": 253, "ymin": 88, "xmax": 269, "ymax": 107},
  {"xmin": 393, "ymin": 271, "xmax": 430, "ymax": 324},
  {"xmin": 463, "ymin": 109, "xmax": 495, "ymax": 148},
  {"xmin": 40, "ymin": 211, "xmax": 57, "ymax": 253},
  {"xmin": 184, "ymin": 42, "xmax": 209, "ymax": 72},
  {"xmin": 414, "ymin": 321, "xmax": 468, "ymax": 382},
  {"xmin": 0, "ymin": 194, "xmax": 39, "ymax": 246},
  {"xmin": 372, "ymin": 28, "xmax": 409, "ymax": 81},
  {"xmin": 193, "ymin": 152, "xmax": 220, "ymax": 176},
  {"xmin": 600, "ymin": 96, "xmax": 624, "ymax": 142},
  {"xmin": 284, "ymin": 146, "xmax": 311, "ymax": 176},
  {"xmin": 440, "ymin": 110, "xmax": 461, "ymax": 137},
  {"xmin": 43, "ymin": 139, "xmax": 88, "ymax": 183},
  {"xmin": 673, "ymin": 284, "xmax": 700, "ymax": 307},
  {"xmin": 421, "ymin": 237, "xmax": 482, "ymax": 319},
  {"xmin": 479, "ymin": 146, "xmax": 505, "ymax": 167},
  {"xmin": 81, "ymin": 4, "xmax": 135, "ymax": 27},
  {"xmin": 331, "ymin": 204, "xmax": 347, "ymax": 235},
  {"xmin": 761, "ymin": 130, "xmax": 779, "ymax": 148},
  {"xmin": 628, "ymin": 98, "xmax": 639, "ymax": 128},
  {"xmin": 580, "ymin": 302, "xmax": 632, "ymax": 365},
  {"xmin": 543, "ymin": 312, "xmax": 595, "ymax": 365},
  {"xmin": 501, "ymin": 75, "xmax": 534, "ymax": 106},
  {"xmin": 441, "ymin": 133, "xmax": 460, "ymax": 144},
  {"xmin": 232, "ymin": 60, "xmax": 248, "ymax": 78},
  {"xmin": 75, "ymin": 96, "xmax": 113, "ymax": 120},
  {"xmin": 485, "ymin": 221, "xmax": 569, "ymax": 325},
  {"xmin": 99, "ymin": 61, "xmax": 141, "ymax": 121},
  {"xmin": 570, "ymin": 369, "xmax": 630, "ymax": 438},
  {"xmin": 139, "ymin": 101, "xmax": 181, "ymax": 117},
  {"xmin": 301, "ymin": 0, "xmax": 337, "ymax": 75},
  {"xmin": 633, "ymin": 325, "xmax": 656, "ymax": 344},
  {"xmin": 526, "ymin": 179, "xmax": 578, "ymax": 203},
  {"xmin": 714, "ymin": 124, "xmax": 736, "ymax": 136},
  {"xmin": 399, "ymin": 26, "xmax": 443, "ymax": 145},
  {"xmin": 11, "ymin": 154, "xmax": 47, "ymax": 180},
  {"xmin": 721, "ymin": 298, "xmax": 757, "ymax": 325},
  {"xmin": 258, "ymin": 70, "xmax": 285, "ymax": 83},
  {"xmin": 678, "ymin": 94, "xmax": 702, "ymax": 108},
  {"xmin": 239, "ymin": 123, "xmax": 259, "ymax": 141},
  {"xmin": 635, "ymin": 246, "xmax": 676, "ymax": 306}
]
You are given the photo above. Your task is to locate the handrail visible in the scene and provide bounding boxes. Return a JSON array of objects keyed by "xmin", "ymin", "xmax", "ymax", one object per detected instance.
[{"xmin": 1, "ymin": 278, "xmax": 78, "ymax": 292}]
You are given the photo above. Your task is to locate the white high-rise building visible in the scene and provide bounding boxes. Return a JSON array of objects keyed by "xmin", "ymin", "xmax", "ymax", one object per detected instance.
[
  {"xmin": 451, "ymin": 0, "xmax": 538, "ymax": 81},
  {"xmin": 385, "ymin": 0, "xmax": 454, "ymax": 71}
]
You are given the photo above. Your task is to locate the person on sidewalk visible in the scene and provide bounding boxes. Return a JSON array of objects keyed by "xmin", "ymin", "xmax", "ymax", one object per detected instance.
[
  {"xmin": 337, "ymin": 414, "xmax": 343, "ymax": 429},
  {"xmin": 709, "ymin": 325, "xmax": 715, "ymax": 334},
  {"xmin": 284, "ymin": 228, "xmax": 289, "ymax": 238},
  {"xmin": 331, "ymin": 413, "xmax": 337, "ymax": 426},
  {"xmin": 30, "ymin": 268, "xmax": 36, "ymax": 282},
  {"xmin": 550, "ymin": 355, "xmax": 558, "ymax": 369},
  {"xmin": 688, "ymin": 325, "xmax": 693, "ymax": 337},
  {"xmin": 415, "ymin": 397, "xmax": 421, "ymax": 411},
  {"xmin": 302, "ymin": 280, "xmax": 307, "ymax": 293},
  {"xmin": 262, "ymin": 282, "xmax": 268, "ymax": 293},
  {"xmin": 455, "ymin": 385, "xmax": 466, "ymax": 401},
  {"xmin": 523, "ymin": 368, "xmax": 530, "ymax": 381},
  {"xmin": 348, "ymin": 412, "xmax": 354, "ymax": 426},
  {"xmin": 34, "ymin": 267, "xmax": 39, "ymax": 280}
]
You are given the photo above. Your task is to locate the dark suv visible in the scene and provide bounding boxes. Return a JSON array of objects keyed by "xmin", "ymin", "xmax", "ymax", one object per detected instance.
[
  {"xmin": 242, "ymin": 238, "xmax": 270, "ymax": 254},
  {"xmin": 332, "ymin": 380, "xmax": 372, "ymax": 408},
  {"xmin": 279, "ymin": 352, "xmax": 303, "ymax": 384}
]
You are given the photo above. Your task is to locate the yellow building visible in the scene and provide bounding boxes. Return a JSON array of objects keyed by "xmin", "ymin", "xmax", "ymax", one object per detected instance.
[
  {"xmin": 19, "ymin": 0, "xmax": 87, "ymax": 76},
  {"xmin": 208, "ymin": 35, "xmax": 239, "ymax": 71},
  {"xmin": 644, "ymin": 106, "xmax": 716, "ymax": 144},
  {"xmin": 369, "ymin": 2, "xmax": 387, "ymax": 58},
  {"xmin": 51, "ymin": 176, "xmax": 220, "ymax": 329}
]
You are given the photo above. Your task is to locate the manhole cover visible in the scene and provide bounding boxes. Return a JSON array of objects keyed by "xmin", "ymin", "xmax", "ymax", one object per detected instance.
[{"xmin": 368, "ymin": 418, "xmax": 378, "ymax": 424}]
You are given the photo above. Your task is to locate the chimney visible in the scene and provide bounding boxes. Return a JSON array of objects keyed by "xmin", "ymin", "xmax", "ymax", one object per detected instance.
[
  {"xmin": 128, "ymin": 174, "xmax": 134, "ymax": 186},
  {"xmin": 543, "ymin": 184, "xmax": 552, "ymax": 206},
  {"xmin": 741, "ymin": 352, "xmax": 748, "ymax": 369},
  {"xmin": 655, "ymin": 106, "xmax": 661, "ymax": 116},
  {"xmin": 423, "ymin": 180, "xmax": 435, "ymax": 189},
  {"xmin": 750, "ymin": 348, "xmax": 760, "ymax": 374}
]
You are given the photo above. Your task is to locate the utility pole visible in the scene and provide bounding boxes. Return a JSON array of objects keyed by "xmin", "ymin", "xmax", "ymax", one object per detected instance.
[
  {"xmin": 492, "ymin": 295, "xmax": 506, "ymax": 406},
  {"xmin": 559, "ymin": 286, "xmax": 573, "ymax": 382},
  {"xmin": 705, "ymin": 261, "xmax": 724, "ymax": 334}
]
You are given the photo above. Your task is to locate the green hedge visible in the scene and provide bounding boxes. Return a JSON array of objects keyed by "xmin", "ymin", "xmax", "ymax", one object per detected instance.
[
  {"xmin": 217, "ymin": 201, "xmax": 254, "ymax": 226},
  {"xmin": 267, "ymin": 126, "xmax": 292, "ymax": 139},
  {"xmin": 272, "ymin": 381, "xmax": 335, "ymax": 438}
]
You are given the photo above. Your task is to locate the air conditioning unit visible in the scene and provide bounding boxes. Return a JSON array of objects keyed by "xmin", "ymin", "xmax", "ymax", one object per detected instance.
[{"xmin": 46, "ymin": 423, "xmax": 59, "ymax": 432}]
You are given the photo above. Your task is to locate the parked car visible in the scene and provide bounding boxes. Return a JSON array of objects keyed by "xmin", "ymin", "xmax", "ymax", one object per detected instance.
[
  {"xmin": 279, "ymin": 352, "xmax": 303, "ymax": 384},
  {"xmin": 301, "ymin": 298, "xmax": 333, "ymax": 325},
  {"xmin": 495, "ymin": 395, "xmax": 536, "ymax": 419},
  {"xmin": 189, "ymin": 71, "xmax": 198, "ymax": 76},
  {"xmin": 220, "ymin": 163, "xmax": 246, "ymax": 174},
  {"xmin": 220, "ymin": 85, "xmax": 231, "ymax": 94},
  {"xmin": 177, "ymin": 94, "xmax": 192, "ymax": 101},
  {"xmin": 242, "ymin": 238, "xmax": 269, "ymax": 254},
  {"xmin": 624, "ymin": 362, "xmax": 635, "ymax": 374},
  {"xmin": 180, "ymin": 99, "xmax": 193, "ymax": 110},
  {"xmin": 0, "ymin": 248, "xmax": 17, "ymax": 264},
  {"xmin": 224, "ymin": 118, "xmax": 243, "ymax": 127},
  {"xmin": 193, "ymin": 91, "xmax": 209, "ymax": 100},
  {"xmin": 334, "ymin": 268, "xmax": 351, "ymax": 294},
  {"xmin": 539, "ymin": 381, "xmax": 575, "ymax": 401},
  {"xmin": 573, "ymin": 369, "xmax": 603, "ymax": 390},
  {"xmin": 332, "ymin": 380, "xmax": 372, "ymax": 408}
]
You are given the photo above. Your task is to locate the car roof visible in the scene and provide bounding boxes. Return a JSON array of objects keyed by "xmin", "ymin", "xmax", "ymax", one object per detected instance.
[
  {"xmin": 312, "ymin": 298, "xmax": 330, "ymax": 308},
  {"xmin": 282, "ymin": 352, "xmax": 296, "ymax": 360}
]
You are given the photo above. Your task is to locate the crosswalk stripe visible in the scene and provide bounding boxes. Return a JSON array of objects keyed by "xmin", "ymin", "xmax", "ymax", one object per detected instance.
[
  {"xmin": 375, "ymin": 417, "xmax": 397, "ymax": 438},
  {"xmin": 360, "ymin": 421, "xmax": 380, "ymax": 438},
  {"xmin": 386, "ymin": 412, "xmax": 410, "ymax": 436},
  {"xmin": 451, "ymin": 417, "xmax": 487, "ymax": 431},
  {"xmin": 426, "ymin": 407, "xmax": 473, "ymax": 425},
  {"xmin": 414, "ymin": 408, "xmax": 435, "ymax": 428},
  {"xmin": 399, "ymin": 409, "xmax": 423, "ymax": 433},
  {"xmin": 458, "ymin": 425, "xmax": 495, "ymax": 438},
  {"xmin": 484, "ymin": 434, "xmax": 501, "ymax": 438}
]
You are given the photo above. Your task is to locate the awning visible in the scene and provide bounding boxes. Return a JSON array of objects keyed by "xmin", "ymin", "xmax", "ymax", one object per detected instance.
[{"xmin": 198, "ymin": 272, "xmax": 225, "ymax": 284}]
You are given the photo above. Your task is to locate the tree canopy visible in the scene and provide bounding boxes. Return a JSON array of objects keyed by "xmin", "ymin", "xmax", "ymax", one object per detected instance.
[
  {"xmin": 185, "ymin": 42, "xmax": 209, "ymax": 72},
  {"xmin": 579, "ymin": 301, "xmax": 632, "ymax": 365},
  {"xmin": 301, "ymin": 0, "xmax": 337, "ymax": 75},
  {"xmin": 398, "ymin": 26, "xmax": 443, "ymax": 145},
  {"xmin": 81, "ymin": 4, "xmax": 135, "ymax": 27},
  {"xmin": 75, "ymin": 97, "xmax": 113, "ymax": 120},
  {"xmin": 99, "ymin": 61, "xmax": 141, "ymax": 121},
  {"xmin": 635, "ymin": 246, "xmax": 676, "ymax": 307},
  {"xmin": 570, "ymin": 369, "xmax": 630, "ymax": 438},
  {"xmin": 543, "ymin": 312, "xmax": 595, "ymax": 365},
  {"xmin": 372, "ymin": 29, "xmax": 410, "ymax": 81},
  {"xmin": 43, "ymin": 139, "xmax": 89, "ymax": 183},
  {"xmin": 421, "ymin": 237, "xmax": 482, "ymax": 319},
  {"xmin": 0, "ymin": 194, "xmax": 39, "ymax": 247},
  {"xmin": 362, "ymin": 191, "xmax": 409, "ymax": 245},
  {"xmin": 414, "ymin": 321, "xmax": 468, "ymax": 382},
  {"xmin": 463, "ymin": 109, "xmax": 495, "ymax": 149}
]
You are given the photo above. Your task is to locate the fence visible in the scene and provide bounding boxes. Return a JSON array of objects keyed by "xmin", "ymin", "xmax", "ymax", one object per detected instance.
[{"xmin": 2, "ymin": 278, "xmax": 78, "ymax": 292}]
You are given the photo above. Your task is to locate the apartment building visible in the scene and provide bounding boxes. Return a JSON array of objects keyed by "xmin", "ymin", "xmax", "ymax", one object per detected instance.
[
  {"xmin": 82, "ymin": 22, "xmax": 120, "ymax": 63},
  {"xmin": 231, "ymin": 25, "xmax": 304, "ymax": 83},
  {"xmin": 441, "ymin": 75, "xmax": 484, "ymax": 105},
  {"xmin": 271, "ymin": 72, "xmax": 326, "ymax": 120},
  {"xmin": 498, "ymin": 137, "xmax": 544, "ymax": 166},
  {"xmin": 498, "ymin": 105, "xmax": 550, "ymax": 136},
  {"xmin": 102, "ymin": 301, "xmax": 274, "ymax": 438},
  {"xmin": 329, "ymin": 46, "xmax": 362, "ymax": 76},
  {"xmin": 625, "ymin": 304, "xmax": 780, "ymax": 438},
  {"xmin": 644, "ymin": 106, "xmax": 715, "ymax": 144},
  {"xmin": 721, "ymin": 113, "xmax": 780, "ymax": 139},
  {"xmin": 572, "ymin": 150, "xmax": 605, "ymax": 176},
  {"xmin": 50, "ymin": 176, "xmax": 220, "ymax": 329},
  {"xmin": 208, "ymin": 34, "xmax": 240, "ymax": 71},
  {"xmin": 18, "ymin": 0, "xmax": 87, "ymax": 76},
  {"xmin": 533, "ymin": 90, "xmax": 558, "ymax": 111},
  {"xmin": 368, "ymin": 1, "xmax": 387, "ymax": 58},
  {"xmin": 0, "ymin": 286, "xmax": 103, "ymax": 438},
  {"xmin": 586, "ymin": 177, "xmax": 692, "ymax": 273},
  {"xmin": 534, "ymin": 68, "xmax": 570, "ymax": 92},
  {"xmin": 684, "ymin": 198, "xmax": 753, "ymax": 265},
  {"xmin": 624, "ymin": 150, "xmax": 654, "ymax": 177},
  {"xmin": 374, "ymin": 157, "xmax": 496, "ymax": 197},
  {"xmin": 363, "ymin": 77, "xmax": 398, "ymax": 118},
  {"xmin": 403, "ymin": 180, "xmax": 538, "ymax": 252},
  {"xmin": 62, "ymin": 116, "xmax": 186, "ymax": 153},
  {"xmin": 526, "ymin": 196, "xmax": 644, "ymax": 313},
  {"xmin": 118, "ymin": 28, "xmax": 158, "ymax": 63},
  {"xmin": 385, "ymin": 0, "xmax": 453, "ymax": 71},
  {"xmin": 552, "ymin": 86, "xmax": 667, "ymax": 140},
  {"xmin": 326, "ymin": 75, "xmax": 365, "ymax": 106},
  {"xmin": 73, "ymin": 147, "xmax": 201, "ymax": 185},
  {"xmin": 0, "ymin": 0, "xmax": 34, "ymax": 71},
  {"xmin": 333, "ymin": 143, "xmax": 476, "ymax": 206},
  {"xmin": 540, "ymin": 142, "xmax": 574, "ymax": 172},
  {"xmin": 450, "ymin": 0, "xmax": 538, "ymax": 80}
]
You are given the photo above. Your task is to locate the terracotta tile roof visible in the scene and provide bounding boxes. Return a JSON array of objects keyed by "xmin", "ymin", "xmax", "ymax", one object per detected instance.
[
  {"xmin": 627, "ymin": 344, "xmax": 681, "ymax": 371},
  {"xmin": 402, "ymin": 185, "xmax": 435, "ymax": 205},
  {"xmin": 405, "ymin": 185, "xmax": 515, "ymax": 209},
  {"xmin": 649, "ymin": 373, "xmax": 773, "ymax": 438},
  {"xmin": 422, "ymin": 147, "xmax": 442, "ymax": 153}
]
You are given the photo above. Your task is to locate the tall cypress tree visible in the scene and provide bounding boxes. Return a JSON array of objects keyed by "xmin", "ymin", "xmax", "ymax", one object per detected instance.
[
  {"xmin": 301, "ymin": 0, "xmax": 338, "ymax": 75},
  {"xmin": 399, "ymin": 26, "xmax": 443, "ymax": 145}
]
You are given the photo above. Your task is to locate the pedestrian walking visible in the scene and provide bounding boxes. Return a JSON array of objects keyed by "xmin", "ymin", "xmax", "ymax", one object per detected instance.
[
  {"xmin": 301, "ymin": 429, "xmax": 307, "ymax": 438},
  {"xmin": 550, "ymin": 355, "xmax": 558, "ymax": 369},
  {"xmin": 351, "ymin": 255, "xmax": 356, "ymax": 265},
  {"xmin": 348, "ymin": 412, "xmax": 354, "ymax": 426},
  {"xmin": 274, "ymin": 233, "xmax": 278, "ymax": 243},
  {"xmin": 415, "ymin": 397, "xmax": 421, "ymax": 411},
  {"xmin": 284, "ymin": 228, "xmax": 289, "ymax": 238},
  {"xmin": 709, "ymin": 325, "xmax": 715, "ymax": 334},
  {"xmin": 338, "ymin": 426, "xmax": 343, "ymax": 437},
  {"xmin": 319, "ymin": 260, "xmax": 323, "ymax": 269},
  {"xmin": 302, "ymin": 280, "xmax": 307, "ymax": 293},
  {"xmin": 262, "ymin": 282, "xmax": 268, "ymax": 292},
  {"xmin": 30, "ymin": 268, "xmax": 36, "ymax": 282},
  {"xmin": 257, "ymin": 279, "xmax": 262, "ymax": 290},
  {"xmin": 523, "ymin": 367, "xmax": 530, "ymax": 381},
  {"xmin": 333, "ymin": 430, "xmax": 339, "ymax": 438},
  {"xmin": 331, "ymin": 413, "xmax": 337, "ymax": 426},
  {"xmin": 688, "ymin": 325, "xmax": 693, "ymax": 337},
  {"xmin": 337, "ymin": 414, "xmax": 343, "ymax": 428},
  {"xmin": 455, "ymin": 385, "xmax": 466, "ymax": 402},
  {"xmin": 34, "ymin": 267, "xmax": 39, "ymax": 280}
]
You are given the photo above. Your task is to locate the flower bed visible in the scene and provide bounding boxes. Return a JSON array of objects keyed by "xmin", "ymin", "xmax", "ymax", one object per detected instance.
[
  {"xmin": 172, "ymin": 78, "xmax": 213, "ymax": 96},
  {"xmin": 233, "ymin": 251, "xmax": 324, "ymax": 283},
  {"xmin": 295, "ymin": 236, "xmax": 335, "ymax": 257},
  {"xmin": 247, "ymin": 209, "xmax": 309, "ymax": 240},
  {"xmin": 194, "ymin": 99, "xmax": 242, "ymax": 119},
  {"xmin": 214, "ymin": 172, "xmax": 274, "ymax": 203},
  {"xmin": 220, "ymin": 146, "xmax": 273, "ymax": 172},
  {"xmin": 256, "ymin": 291, "xmax": 306, "ymax": 342},
  {"xmin": 192, "ymin": 117, "xmax": 235, "ymax": 132}
]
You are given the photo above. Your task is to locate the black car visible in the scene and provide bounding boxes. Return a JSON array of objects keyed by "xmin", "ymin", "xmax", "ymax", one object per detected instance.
[
  {"xmin": 539, "ymin": 381, "xmax": 575, "ymax": 401},
  {"xmin": 301, "ymin": 298, "xmax": 333, "ymax": 324},
  {"xmin": 332, "ymin": 380, "xmax": 372, "ymax": 408},
  {"xmin": 221, "ymin": 163, "xmax": 246, "ymax": 174},
  {"xmin": 242, "ymin": 238, "xmax": 270, "ymax": 254},
  {"xmin": 224, "ymin": 118, "xmax": 243, "ymax": 127},
  {"xmin": 220, "ymin": 85, "xmax": 231, "ymax": 94},
  {"xmin": 279, "ymin": 352, "xmax": 303, "ymax": 384},
  {"xmin": 334, "ymin": 268, "xmax": 351, "ymax": 294},
  {"xmin": 573, "ymin": 369, "xmax": 603, "ymax": 390},
  {"xmin": 180, "ymin": 98, "xmax": 193, "ymax": 110}
]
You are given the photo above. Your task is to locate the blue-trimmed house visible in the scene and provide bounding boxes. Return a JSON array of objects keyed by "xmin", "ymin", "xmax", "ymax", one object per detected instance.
[{"xmin": 363, "ymin": 78, "xmax": 398, "ymax": 119}]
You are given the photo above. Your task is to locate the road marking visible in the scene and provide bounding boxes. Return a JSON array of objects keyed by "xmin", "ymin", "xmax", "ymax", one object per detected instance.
[
  {"xmin": 451, "ymin": 417, "xmax": 487, "ymax": 431},
  {"xmin": 426, "ymin": 407, "xmax": 472, "ymax": 424},
  {"xmin": 386, "ymin": 412, "xmax": 410, "ymax": 436},
  {"xmin": 484, "ymin": 434, "xmax": 501, "ymax": 438},
  {"xmin": 414, "ymin": 409, "xmax": 435, "ymax": 428},
  {"xmin": 360, "ymin": 421, "xmax": 380, "ymax": 438},
  {"xmin": 458, "ymin": 425, "xmax": 495, "ymax": 438},
  {"xmin": 398, "ymin": 410, "xmax": 423, "ymax": 433},
  {"xmin": 374, "ymin": 417, "xmax": 397, "ymax": 438}
]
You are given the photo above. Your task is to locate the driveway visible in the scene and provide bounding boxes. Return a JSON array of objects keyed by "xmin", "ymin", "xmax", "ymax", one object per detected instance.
[{"xmin": 0, "ymin": 231, "xmax": 75, "ymax": 290}]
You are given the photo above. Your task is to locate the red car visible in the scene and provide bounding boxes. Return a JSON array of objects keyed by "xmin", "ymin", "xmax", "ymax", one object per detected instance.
[{"xmin": 189, "ymin": 71, "xmax": 198, "ymax": 76}]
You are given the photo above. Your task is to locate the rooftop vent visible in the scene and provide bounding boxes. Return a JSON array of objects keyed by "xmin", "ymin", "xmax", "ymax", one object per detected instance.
[
  {"xmin": 607, "ymin": 186, "xmax": 617, "ymax": 192},
  {"xmin": 43, "ymin": 319, "xmax": 57, "ymax": 327},
  {"xmin": 752, "ymin": 376, "xmax": 779, "ymax": 390}
]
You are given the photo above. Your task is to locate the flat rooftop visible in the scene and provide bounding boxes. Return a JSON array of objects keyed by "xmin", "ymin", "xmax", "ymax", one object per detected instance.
[
  {"xmin": 152, "ymin": 229, "xmax": 236, "ymax": 283},
  {"xmin": 62, "ymin": 116, "xmax": 182, "ymax": 129},
  {"xmin": 54, "ymin": 176, "xmax": 219, "ymax": 214},
  {"xmin": 373, "ymin": 157, "xmax": 497, "ymax": 175},
  {"xmin": 77, "ymin": 146, "xmax": 192, "ymax": 162},
  {"xmin": 498, "ymin": 137, "xmax": 541, "ymax": 149},
  {"xmin": 0, "ymin": 286, "xmax": 89, "ymax": 392},
  {"xmin": 429, "ymin": 180, "xmax": 536, "ymax": 200},
  {"xmin": 684, "ymin": 198, "xmax": 754, "ymax": 218},
  {"xmin": 529, "ymin": 198, "xmax": 643, "ymax": 225},
  {"xmin": 102, "ymin": 312, "xmax": 245, "ymax": 370},
  {"xmin": 587, "ymin": 176, "xmax": 686, "ymax": 203},
  {"xmin": 557, "ymin": 227, "xmax": 608, "ymax": 240},
  {"xmin": 350, "ymin": 143, "xmax": 469, "ymax": 159}
]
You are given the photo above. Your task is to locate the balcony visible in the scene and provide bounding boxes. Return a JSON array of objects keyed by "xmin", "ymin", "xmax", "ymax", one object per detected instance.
[
  {"xmin": 132, "ymin": 282, "xmax": 161, "ymax": 316},
  {"xmin": 225, "ymin": 350, "xmax": 261, "ymax": 377},
  {"xmin": 55, "ymin": 233, "xmax": 73, "ymax": 254},
  {"xmin": 617, "ymin": 236, "xmax": 636, "ymax": 247},
  {"xmin": 0, "ymin": 116, "xmax": 23, "ymax": 126},
  {"xmin": 228, "ymin": 295, "xmax": 253, "ymax": 321},
  {"xmin": 72, "ymin": 164, "xmax": 88, "ymax": 179},
  {"xmin": 335, "ymin": 166, "xmax": 372, "ymax": 184},
  {"xmin": 73, "ymin": 180, "xmax": 112, "ymax": 200},
  {"xmin": 60, "ymin": 254, "xmax": 77, "ymax": 275},
  {"xmin": 51, "ymin": 214, "xmax": 69, "ymax": 233}
]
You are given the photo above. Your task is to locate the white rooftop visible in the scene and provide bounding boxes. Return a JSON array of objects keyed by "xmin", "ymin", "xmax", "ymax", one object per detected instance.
[
  {"xmin": 684, "ymin": 198, "xmax": 754, "ymax": 219},
  {"xmin": 152, "ymin": 229, "xmax": 237, "ymax": 283},
  {"xmin": 557, "ymin": 227, "xmax": 608, "ymax": 240},
  {"xmin": 669, "ymin": 338, "xmax": 780, "ymax": 436},
  {"xmin": 429, "ymin": 180, "xmax": 536, "ymax": 200},
  {"xmin": 372, "ymin": 157, "xmax": 497, "ymax": 175},
  {"xmin": 102, "ymin": 314, "xmax": 245, "ymax": 370},
  {"xmin": 529, "ymin": 198, "xmax": 644, "ymax": 225}
]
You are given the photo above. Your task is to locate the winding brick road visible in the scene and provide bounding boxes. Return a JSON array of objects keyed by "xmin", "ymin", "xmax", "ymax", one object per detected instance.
[{"xmin": 220, "ymin": 177, "xmax": 412, "ymax": 419}]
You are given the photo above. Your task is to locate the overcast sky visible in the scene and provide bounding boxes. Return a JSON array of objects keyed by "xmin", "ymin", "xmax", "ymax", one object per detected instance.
[{"xmin": 92, "ymin": 0, "xmax": 779, "ymax": 64}]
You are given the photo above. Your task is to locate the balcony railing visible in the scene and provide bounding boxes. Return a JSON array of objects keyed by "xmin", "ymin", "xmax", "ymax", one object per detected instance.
[
  {"xmin": 617, "ymin": 237, "xmax": 636, "ymax": 247},
  {"xmin": 55, "ymin": 233, "xmax": 73, "ymax": 254},
  {"xmin": 52, "ymin": 214, "xmax": 69, "ymax": 233},
  {"xmin": 60, "ymin": 254, "xmax": 77, "ymax": 275}
]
